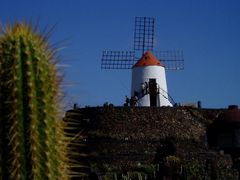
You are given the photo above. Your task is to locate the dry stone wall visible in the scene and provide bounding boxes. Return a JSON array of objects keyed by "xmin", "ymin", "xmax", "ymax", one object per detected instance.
[{"xmin": 64, "ymin": 106, "xmax": 224, "ymax": 168}]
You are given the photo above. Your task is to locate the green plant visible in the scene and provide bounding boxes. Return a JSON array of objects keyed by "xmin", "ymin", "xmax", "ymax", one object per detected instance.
[
  {"xmin": 121, "ymin": 172, "xmax": 146, "ymax": 180},
  {"xmin": 0, "ymin": 22, "xmax": 69, "ymax": 180},
  {"xmin": 135, "ymin": 164, "xmax": 156, "ymax": 179},
  {"xmin": 101, "ymin": 173, "xmax": 118, "ymax": 180},
  {"xmin": 183, "ymin": 160, "xmax": 205, "ymax": 180}
]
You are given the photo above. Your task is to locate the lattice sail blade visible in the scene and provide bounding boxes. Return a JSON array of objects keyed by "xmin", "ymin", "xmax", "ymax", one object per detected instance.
[
  {"xmin": 134, "ymin": 17, "xmax": 155, "ymax": 54},
  {"xmin": 101, "ymin": 51, "xmax": 135, "ymax": 69},
  {"xmin": 155, "ymin": 50, "xmax": 184, "ymax": 70}
]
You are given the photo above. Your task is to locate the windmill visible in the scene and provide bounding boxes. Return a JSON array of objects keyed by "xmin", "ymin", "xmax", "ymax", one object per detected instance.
[{"xmin": 101, "ymin": 17, "xmax": 184, "ymax": 107}]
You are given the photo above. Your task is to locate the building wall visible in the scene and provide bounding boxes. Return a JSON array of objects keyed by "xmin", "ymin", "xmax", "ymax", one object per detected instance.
[{"xmin": 131, "ymin": 65, "xmax": 172, "ymax": 106}]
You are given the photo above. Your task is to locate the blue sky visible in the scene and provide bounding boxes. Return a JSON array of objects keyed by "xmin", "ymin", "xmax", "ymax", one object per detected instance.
[{"xmin": 1, "ymin": 0, "xmax": 240, "ymax": 108}]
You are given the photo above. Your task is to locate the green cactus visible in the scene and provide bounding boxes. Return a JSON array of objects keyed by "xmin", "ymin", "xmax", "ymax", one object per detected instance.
[{"xmin": 0, "ymin": 22, "xmax": 69, "ymax": 180}]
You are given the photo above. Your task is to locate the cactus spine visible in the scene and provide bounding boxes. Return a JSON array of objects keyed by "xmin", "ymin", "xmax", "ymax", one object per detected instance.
[{"xmin": 0, "ymin": 23, "xmax": 68, "ymax": 180}]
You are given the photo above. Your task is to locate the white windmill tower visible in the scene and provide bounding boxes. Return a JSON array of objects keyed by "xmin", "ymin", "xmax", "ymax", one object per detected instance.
[
  {"xmin": 101, "ymin": 17, "xmax": 184, "ymax": 107},
  {"xmin": 131, "ymin": 51, "xmax": 171, "ymax": 106}
]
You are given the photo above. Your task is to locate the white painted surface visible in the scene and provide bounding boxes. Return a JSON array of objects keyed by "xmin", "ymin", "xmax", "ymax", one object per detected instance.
[{"xmin": 131, "ymin": 65, "xmax": 172, "ymax": 107}]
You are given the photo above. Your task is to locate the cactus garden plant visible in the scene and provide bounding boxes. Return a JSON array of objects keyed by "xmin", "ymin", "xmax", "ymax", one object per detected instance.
[{"xmin": 0, "ymin": 22, "xmax": 70, "ymax": 180}]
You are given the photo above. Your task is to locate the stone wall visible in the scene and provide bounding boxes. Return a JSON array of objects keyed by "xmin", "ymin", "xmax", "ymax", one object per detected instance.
[{"xmin": 64, "ymin": 106, "xmax": 225, "ymax": 169}]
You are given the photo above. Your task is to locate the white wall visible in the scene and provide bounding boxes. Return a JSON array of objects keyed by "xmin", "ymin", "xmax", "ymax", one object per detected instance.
[{"xmin": 131, "ymin": 65, "xmax": 172, "ymax": 107}]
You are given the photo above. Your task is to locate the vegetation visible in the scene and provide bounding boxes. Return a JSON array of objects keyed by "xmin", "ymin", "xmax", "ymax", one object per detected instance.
[
  {"xmin": 86, "ymin": 159, "xmax": 239, "ymax": 180},
  {"xmin": 0, "ymin": 22, "xmax": 71, "ymax": 180}
]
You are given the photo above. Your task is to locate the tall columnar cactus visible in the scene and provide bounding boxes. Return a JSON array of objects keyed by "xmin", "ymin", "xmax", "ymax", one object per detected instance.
[{"xmin": 0, "ymin": 23, "xmax": 68, "ymax": 180}]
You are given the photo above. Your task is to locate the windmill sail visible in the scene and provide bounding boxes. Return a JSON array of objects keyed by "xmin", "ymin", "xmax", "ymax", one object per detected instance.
[{"xmin": 101, "ymin": 17, "xmax": 184, "ymax": 70}]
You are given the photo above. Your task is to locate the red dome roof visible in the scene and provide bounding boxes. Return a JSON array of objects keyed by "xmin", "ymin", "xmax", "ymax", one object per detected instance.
[
  {"xmin": 133, "ymin": 51, "xmax": 164, "ymax": 68},
  {"xmin": 218, "ymin": 105, "xmax": 240, "ymax": 123}
]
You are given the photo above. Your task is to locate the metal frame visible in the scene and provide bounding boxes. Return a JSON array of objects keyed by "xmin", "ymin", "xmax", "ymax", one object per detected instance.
[
  {"xmin": 101, "ymin": 17, "xmax": 184, "ymax": 70},
  {"xmin": 101, "ymin": 51, "xmax": 135, "ymax": 69},
  {"xmin": 134, "ymin": 17, "xmax": 155, "ymax": 54},
  {"xmin": 155, "ymin": 50, "xmax": 184, "ymax": 70}
]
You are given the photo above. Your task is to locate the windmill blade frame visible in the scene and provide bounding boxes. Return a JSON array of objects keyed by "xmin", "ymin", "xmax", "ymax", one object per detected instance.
[
  {"xmin": 134, "ymin": 17, "xmax": 155, "ymax": 54},
  {"xmin": 101, "ymin": 17, "xmax": 184, "ymax": 71},
  {"xmin": 154, "ymin": 50, "xmax": 184, "ymax": 70},
  {"xmin": 101, "ymin": 50, "xmax": 135, "ymax": 69}
]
